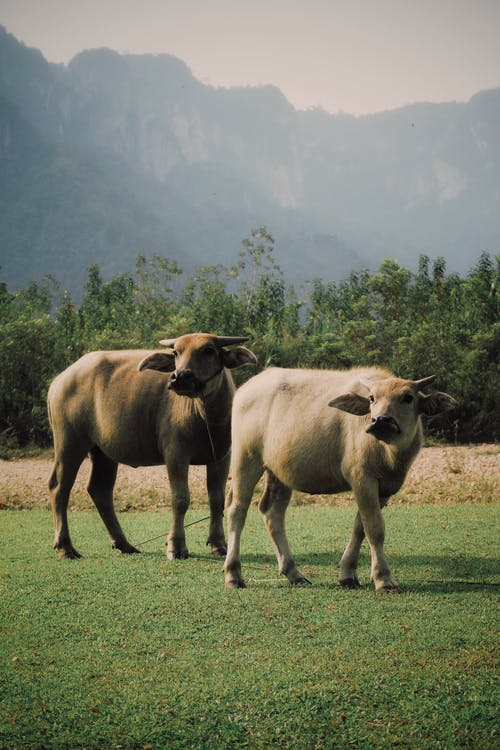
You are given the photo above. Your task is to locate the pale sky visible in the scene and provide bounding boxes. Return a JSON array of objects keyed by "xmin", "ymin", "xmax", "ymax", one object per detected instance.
[{"xmin": 1, "ymin": 0, "xmax": 500, "ymax": 115}]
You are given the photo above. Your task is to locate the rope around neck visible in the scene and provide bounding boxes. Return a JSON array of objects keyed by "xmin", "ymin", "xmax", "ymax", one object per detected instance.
[{"xmin": 133, "ymin": 386, "xmax": 227, "ymax": 549}]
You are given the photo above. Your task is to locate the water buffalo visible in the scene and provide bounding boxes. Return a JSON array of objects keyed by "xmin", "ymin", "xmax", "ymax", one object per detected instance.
[
  {"xmin": 48, "ymin": 333, "xmax": 256, "ymax": 559},
  {"xmin": 223, "ymin": 366, "xmax": 456, "ymax": 591}
]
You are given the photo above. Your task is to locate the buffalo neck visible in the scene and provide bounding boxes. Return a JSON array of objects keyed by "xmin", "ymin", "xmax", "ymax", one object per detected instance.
[
  {"xmin": 381, "ymin": 421, "xmax": 423, "ymax": 475},
  {"xmin": 206, "ymin": 369, "xmax": 235, "ymax": 413},
  {"xmin": 181, "ymin": 369, "xmax": 235, "ymax": 427}
]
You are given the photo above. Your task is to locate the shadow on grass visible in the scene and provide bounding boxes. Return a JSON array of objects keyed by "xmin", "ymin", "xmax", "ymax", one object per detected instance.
[
  {"xmin": 41, "ymin": 546, "xmax": 498, "ymax": 595},
  {"xmin": 231, "ymin": 550, "xmax": 500, "ymax": 594}
]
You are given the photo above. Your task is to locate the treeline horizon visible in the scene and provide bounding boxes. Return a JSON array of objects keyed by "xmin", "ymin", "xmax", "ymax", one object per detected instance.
[{"xmin": 1, "ymin": 228, "xmax": 498, "ymax": 448}]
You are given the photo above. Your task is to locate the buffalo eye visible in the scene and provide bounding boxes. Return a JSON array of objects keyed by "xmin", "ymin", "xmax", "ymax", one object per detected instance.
[
  {"xmin": 369, "ymin": 394, "xmax": 375, "ymax": 403},
  {"xmin": 402, "ymin": 393, "xmax": 414, "ymax": 404},
  {"xmin": 202, "ymin": 347, "xmax": 216, "ymax": 356}
]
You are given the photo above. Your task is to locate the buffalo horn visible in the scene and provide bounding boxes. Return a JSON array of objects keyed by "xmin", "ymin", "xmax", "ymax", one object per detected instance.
[
  {"xmin": 214, "ymin": 336, "xmax": 249, "ymax": 347},
  {"xmin": 413, "ymin": 374, "xmax": 437, "ymax": 389}
]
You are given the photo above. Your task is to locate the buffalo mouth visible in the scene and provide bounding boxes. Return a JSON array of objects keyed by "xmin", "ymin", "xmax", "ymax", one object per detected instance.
[
  {"xmin": 366, "ymin": 417, "xmax": 401, "ymax": 438},
  {"xmin": 167, "ymin": 374, "xmax": 203, "ymax": 397},
  {"xmin": 168, "ymin": 380, "xmax": 202, "ymax": 397}
]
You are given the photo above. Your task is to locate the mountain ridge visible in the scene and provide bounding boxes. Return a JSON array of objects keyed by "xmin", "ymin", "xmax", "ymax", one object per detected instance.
[{"xmin": 0, "ymin": 25, "xmax": 498, "ymax": 296}]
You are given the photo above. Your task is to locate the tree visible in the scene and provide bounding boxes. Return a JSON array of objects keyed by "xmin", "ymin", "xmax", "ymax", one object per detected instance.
[
  {"xmin": 233, "ymin": 227, "xmax": 286, "ymax": 338},
  {"xmin": 79, "ymin": 264, "xmax": 139, "ymax": 349},
  {"xmin": 134, "ymin": 254, "xmax": 183, "ymax": 342},
  {"xmin": 0, "ymin": 316, "xmax": 57, "ymax": 446},
  {"xmin": 180, "ymin": 264, "xmax": 244, "ymax": 336},
  {"xmin": 54, "ymin": 290, "xmax": 82, "ymax": 366}
]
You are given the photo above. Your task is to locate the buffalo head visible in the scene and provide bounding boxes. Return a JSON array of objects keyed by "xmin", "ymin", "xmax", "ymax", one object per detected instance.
[
  {"xmin": 138, "ymin": 333, "xmax": 257, "ymax": 396},
  {"xmin": 329, "ymin": 375, "xmax": 457, "ymax": 442}
]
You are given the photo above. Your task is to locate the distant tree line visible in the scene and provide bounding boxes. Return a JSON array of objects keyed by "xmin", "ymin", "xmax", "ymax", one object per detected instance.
[{"xmin": 0, "ymin": 228, "xmax": 498, "ymax": 449}]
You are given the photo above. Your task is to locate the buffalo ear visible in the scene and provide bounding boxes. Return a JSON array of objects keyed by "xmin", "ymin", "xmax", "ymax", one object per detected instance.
[
  {"xmin": 138, "ymin": 352, "xmax": 176, "ymax": 373},
  {"xmin": 222, "ymin": 347, "xmax": 257, "ymax": 370},
  {"xmin": 329, "ymin": 392, "xmax": 371, "ymax": 416},
  {"xmin": 419, "ymin": 391, "xmax": 457, "ymax": 416}
]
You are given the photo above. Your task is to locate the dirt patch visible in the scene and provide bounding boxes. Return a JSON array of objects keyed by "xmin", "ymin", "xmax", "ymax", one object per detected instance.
[
  {"xmin": 397, "ymin": 444, "xmax": 499, "ymax": 504},
  {"xmin": 0, "ymin": 445, "xmax": 498, "ymax": 511}
]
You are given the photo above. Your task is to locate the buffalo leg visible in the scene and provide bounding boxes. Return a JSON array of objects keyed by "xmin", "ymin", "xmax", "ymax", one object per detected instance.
[
  {"xmin": 339, "ymin": 511, "xmax": 364, "ymax": 588},
  {"xmin": 259, "ymin": 471, "xmax": 311, "ymax": 585},
  {"xmin": 339, "ymin": 497, "xmax": 390, "ymax": 588},
  {"xmin": 354, "ymin": 483, "xmax": 399, "ymax": 592},
  {"xmin": 88, "ymin": 448, "xmax": 139, "ymax": 554},
  {"xmin": 224, "ymin": 456, "xmax": 263, "ymax": 588},
  {"xmin": 206, "ymin": 455, "xmax": 229, "ymax": 556},
  {"xmin": 49, "ymin": 449, "xmax": 86, "ymax": 559},
  {"xmin": 166, "ymin": 461, "xmax": 190, "ymax": 559}
]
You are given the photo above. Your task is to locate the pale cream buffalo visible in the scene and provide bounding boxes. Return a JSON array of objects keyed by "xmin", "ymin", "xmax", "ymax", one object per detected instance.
[
  {"xmin": 224, "ymin": 367, "xmax": 456, "ymax": 592},
  {"xmin": 48, "ymin": 333, "xmax": 256, "ymax": 560}
]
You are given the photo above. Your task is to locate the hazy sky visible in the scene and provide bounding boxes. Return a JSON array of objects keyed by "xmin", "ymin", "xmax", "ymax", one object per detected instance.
[{"xmin": 2, "ymin": 0, "xmax": 500, "ymax": 115}]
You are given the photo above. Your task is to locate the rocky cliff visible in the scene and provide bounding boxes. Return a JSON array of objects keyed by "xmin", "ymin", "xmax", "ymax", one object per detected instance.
[{"xmin": 0, "ymin": 25, "xmax": 498, "ymax": 294}]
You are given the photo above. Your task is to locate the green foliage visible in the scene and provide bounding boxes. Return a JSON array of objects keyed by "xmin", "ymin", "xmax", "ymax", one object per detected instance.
[
  {"xmin": 181, "ymin": 264, "xmax": 244, "ymax": 335},
  {"xmin": 1, "ymin": 505, "xmax": 498, "ymax": 749},
  {"xmin": 0, "ymin": 230, "xmax": 498, "ymax": 448},
  {"xmin": 134, "ymin": 254, "xmax": 184, "ymax": 342},
  {"xmin": 0, "ymin": 316, "xmax": 61, "ymax": 445}
]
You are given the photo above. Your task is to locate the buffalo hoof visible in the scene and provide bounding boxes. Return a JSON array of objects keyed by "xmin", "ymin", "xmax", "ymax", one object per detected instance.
[
  {"xmin": 225, "ymin": 578, "xmax": 247, "ymax": 589},
  {"xmin": 289, "ymin": 574, "xmax": 312, "ymax": 586},
  {"xmin": 209, "ymin": 544, "xmax": 227, "ymax": 557},
  {"xmin": 113, "ymin": 541, "xmax": 141, "ymax": 554},
  {"xmin": 375, "ymin": 582, "xmax": 402, "ymax": 594},
  {"xmin": 56, "ymin": 546, "xmax": 82, "ymax": 560},
  {"xmin": 167, "ymin": 550, "xmax": 189, "ymax": 561},
  {"xmin": 339, "ymin": 577, "xmax": 360, "ymax": 589}
]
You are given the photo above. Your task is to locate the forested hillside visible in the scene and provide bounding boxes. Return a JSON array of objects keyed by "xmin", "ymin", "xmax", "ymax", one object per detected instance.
[{"xmin": 0, "ymin": 230, "xmax": 498, "ymax": 447}]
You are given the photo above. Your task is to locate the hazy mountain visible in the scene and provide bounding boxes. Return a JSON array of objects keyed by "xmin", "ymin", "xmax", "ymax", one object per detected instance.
[{"xmin": 0, "ymin": 26, "xmax": 498, "ymax": 296}]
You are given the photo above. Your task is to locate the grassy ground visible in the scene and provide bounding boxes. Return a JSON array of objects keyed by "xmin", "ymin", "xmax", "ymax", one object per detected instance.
[{"xmin": 1, "ymin": 504, "xmax": 498, "ymax": 749}]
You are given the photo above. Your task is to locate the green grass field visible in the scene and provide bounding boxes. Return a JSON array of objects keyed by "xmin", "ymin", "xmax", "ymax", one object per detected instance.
[{"xmin": 1, "ymin": 505, "xmax": 499, "ymax": 749}]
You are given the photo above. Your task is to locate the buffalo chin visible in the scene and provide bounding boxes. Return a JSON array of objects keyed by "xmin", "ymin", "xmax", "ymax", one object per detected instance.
[{"xmin": 168, "ymin": 385, "xmax": 201, "ymax": 397}]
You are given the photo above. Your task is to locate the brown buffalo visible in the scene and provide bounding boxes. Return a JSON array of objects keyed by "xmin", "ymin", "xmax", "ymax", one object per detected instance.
[
  {"xmin": 48, "ymin": 333, "xmax": 256, "ymax": 559},
  {"xmin": 224, "ymin": 366, "xmax": 456, "ymax": 591}
]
